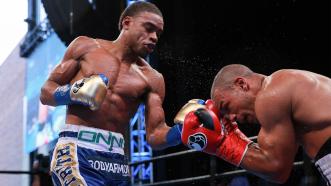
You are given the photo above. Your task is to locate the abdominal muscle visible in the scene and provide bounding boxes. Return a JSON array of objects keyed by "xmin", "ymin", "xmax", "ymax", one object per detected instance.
[{"xmin": 65, "ymin": 91, "xmax": 141, "ymax": 135}]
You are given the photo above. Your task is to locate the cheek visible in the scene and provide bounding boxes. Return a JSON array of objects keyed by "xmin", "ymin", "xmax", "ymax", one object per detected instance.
[
  {"xmin": 138, "ymin": 29, "xmax": 149, "ymax": 37},
  {"xmin": 230, "ymin": 99, "xmax": 246, "ymax": 113}
]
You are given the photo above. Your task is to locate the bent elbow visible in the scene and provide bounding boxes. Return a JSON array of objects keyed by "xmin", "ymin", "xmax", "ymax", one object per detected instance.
[
  {"xmin": 147, "ymin": 141, "xmax": 161, "ymax": 150},
  {"xmin": 268, "ymin": 163, "xmax": 292, "ymax": 184},
  {"xmin": 146, "ymin": 136, "xmax": 162, "ymax": 150},
  {"xmin": 271, "ymin": 173, "xmax": 290, "ymax": 184},
  {"xmin": 40, "ymin": 86, "xmax": 54, "ymax": 105},
  {"xmin": 146, "ymin": 130, "xmax": 168, "ymax": 151},
  {"xmin": 40, "ymin": 87, "xmax": 48, "ymax": 104}
]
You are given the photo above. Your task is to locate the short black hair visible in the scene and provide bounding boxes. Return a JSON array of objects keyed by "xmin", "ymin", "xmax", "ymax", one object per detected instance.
[{"xmin": 118, "ymin": 1, "xmax": 163, "ymax": 31}]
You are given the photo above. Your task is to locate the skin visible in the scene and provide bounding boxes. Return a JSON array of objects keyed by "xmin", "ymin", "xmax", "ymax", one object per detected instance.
[
  {"xmin": 212, "ymin": 69, "xmax": 331, "ymax": 183},
  {"xmin": 40, "ymin": 11, "xmax": 172, "ymax": 153}
]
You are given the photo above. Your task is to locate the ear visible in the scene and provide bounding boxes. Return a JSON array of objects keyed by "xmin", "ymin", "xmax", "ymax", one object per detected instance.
[
  {"xmin": 122, "ymin": 16, "xmax": 132, "ymax": 30},
  {"xmin": 234, "ymin": 77, "xmax": 249, "ymax": 91}
]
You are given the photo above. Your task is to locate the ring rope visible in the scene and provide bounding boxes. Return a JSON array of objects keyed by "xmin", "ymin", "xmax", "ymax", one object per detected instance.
[
  {"xmin": 135, "ymin": 161, "xmax": 304, "ymax": 186},
  {"xmin": 129, "ymin": 136, "xmax": 258, "ymax": 166}
]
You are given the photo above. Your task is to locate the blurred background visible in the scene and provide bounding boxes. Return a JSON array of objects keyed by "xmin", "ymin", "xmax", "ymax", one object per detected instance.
[{"xmin": 0, "ymin": 0, "xmax": 329, "ymax": 185}]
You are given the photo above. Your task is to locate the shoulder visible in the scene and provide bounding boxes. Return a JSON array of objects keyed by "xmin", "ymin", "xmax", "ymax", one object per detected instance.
[
  {"xmin": 268, "ymin": 69, "xmax": 297, "ymax": 84},
  {"xmin": 69, "ymin": 36, "xmax": 96, "ymax": 48},
  {"xmin": 137, "ymin": 58, "xmax": 165, "ymax": 99},
  {"xmin": 147, "ymin": 66, "xmax": 164, "ymax": 94},
  {"xmin": 261, "ymin": 69, "xmax": 309, "ymax": 94},
  {"xmin": 269, "ymin": 69, "xmax": 316, "ymax": 84},
  {"xmin": 267, "ymin": 69, "xmax": 319, "ymax": 95},
  {"xmin": 255, "ymin": 70, "xmax": 296, "ymax": 124},
  {"xmin": 67, "ymin": 36, "xmax": 100, "ymax": 59},
  {"xmin": 255, "ymin": 69, "xmax": 318, "ymax": 125},
  {"xmin": 138, "ymin": 57, "xmax": 164, "ymax": 81}
]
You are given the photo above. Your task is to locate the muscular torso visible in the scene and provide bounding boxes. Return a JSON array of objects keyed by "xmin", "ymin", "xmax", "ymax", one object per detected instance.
[
  {"xmin": 257, "ymin": 70, "xmax": 331, "ymax": 158},
  {"xmin": 66, "ymin": 39, "xmax": 156, "ymax": 137}
]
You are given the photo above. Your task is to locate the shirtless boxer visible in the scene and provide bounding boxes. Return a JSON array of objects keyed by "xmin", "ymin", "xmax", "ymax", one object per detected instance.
[
  {"xmin": 40, "ymin": 2, "xmax": 184, "ymax": 185},
  {"xmin": 181, "ymin": 64, "xmax": 331, "ymax": 185}
]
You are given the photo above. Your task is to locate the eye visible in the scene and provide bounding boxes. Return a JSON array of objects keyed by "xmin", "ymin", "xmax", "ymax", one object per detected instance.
[
  {"xmin": 145, "ymin": 25, "xmax": 153, "ymax": 32},
  {"xmin": 144, "ymin": 23, "xmax": 154, "ymax": 33}
]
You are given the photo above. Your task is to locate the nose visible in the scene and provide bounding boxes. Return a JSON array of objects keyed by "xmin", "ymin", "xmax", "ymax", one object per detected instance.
[{"xmin": 150, "ymin": 32, "xmax": 158, "ymax": 43}]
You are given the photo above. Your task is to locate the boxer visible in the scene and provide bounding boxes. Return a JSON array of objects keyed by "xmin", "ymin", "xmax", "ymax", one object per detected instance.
[
  {"xmin": 40, "ymin": 2, "xmax": 188, "ymax": 185},
  {"xmin": 182, "ymin": 64, "xmax": 331, "ymax": 185}
]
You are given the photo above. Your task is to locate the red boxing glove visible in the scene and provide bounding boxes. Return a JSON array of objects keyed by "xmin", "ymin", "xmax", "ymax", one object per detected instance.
[
  {"xmin": 215, "ymin": 118, "xmax": 252, "ymax": 166},
  {"xmin": 205, "ymin": 99, "xmax": 221, "ymax": 118},
  {"xmin": 182, "ymin": 99, "xmax": 252, "ymax": 167},
  {"xmin": 181, "ymin": 109, "xmax": 223, "ymax": 155},
  {"xmin": 223, "ymin": 118, "xmax": 252, "ymax": 143}
]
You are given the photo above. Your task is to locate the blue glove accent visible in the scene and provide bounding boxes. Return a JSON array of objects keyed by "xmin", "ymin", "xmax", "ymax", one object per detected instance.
[
  {"xmin": 98, "ymin": 74, "xmax": 109, "ymax": 85},
  {"xmin": 53, "ymin": 84, "xmax": 72, "ymax": 105},
  {"xmin": 197, "ymin": 99, "xmax": 205, "ymax": 105},
  {"xmin": 166, "ymin": 124, "xmax": 183, "ymax": 146}
]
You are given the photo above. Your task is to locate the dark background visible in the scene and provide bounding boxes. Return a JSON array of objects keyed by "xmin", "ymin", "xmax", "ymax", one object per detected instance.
[
  {"xmin": 42, "ymin": 0, "xmax": 330, "ymax": 185},
  {"xmin": 150, "ymin": 1, "xmax": 330, "ymax": 185}
]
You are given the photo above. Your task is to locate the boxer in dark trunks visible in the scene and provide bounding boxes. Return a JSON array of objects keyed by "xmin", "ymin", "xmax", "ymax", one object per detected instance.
[{"xmin": 181, "ymin": 64, "xmax": 331, "ymax": 185}]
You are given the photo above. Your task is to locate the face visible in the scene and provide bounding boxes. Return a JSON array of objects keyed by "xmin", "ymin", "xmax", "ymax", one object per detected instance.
[
  {"xmin": 125, "ymin": 12, "xmax": 164, "ymax": 57},
  {"xmin": 213, "ymin": 89, "xmax": 258, "ymax": 124}
]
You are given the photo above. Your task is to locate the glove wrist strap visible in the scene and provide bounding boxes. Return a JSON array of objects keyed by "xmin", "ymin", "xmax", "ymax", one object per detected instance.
[
  {"xmin": 216, "ymin": 132, "xmax": 252, "ymax": 166},
  {"xmin": 166, "ymin": 124, "xmax": 182, "ymax": 146},
  {"xmin": 54, "ymin": 84, "xmax": 72, "ymax": 105}
]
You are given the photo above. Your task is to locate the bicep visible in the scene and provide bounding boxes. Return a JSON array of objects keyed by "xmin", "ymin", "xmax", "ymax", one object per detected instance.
[
  {"xmin": 257, "ymin": 118, "xmax": 298, "ymax": 167},
  {"xmin": 47, "ymin": 36, "xmax": 90, "ymax": 85},
  {"xmin": 256, "ymin": 85, "xmax": 298, "ymax": 166},
  {"xmin": 145, "ymin": 74, "xmax": 167, "ymax": 133},
  {"xmin": 144, "ymin": 91, "xmax": 170, "ymax": 148},
  {"xmin": 145, "ymin": 92, "xmax": 165, "ymax": 129},
  {"xmin": 48, "ymin": 59, "xmax": 80, "ymax": 85},
  {"xmin": 40, "ymin": 41, "xmax": 80, "ymax": 103},
  {"xmin": 241, "ymin": 117, "xmax": 298, "ymax": 182},
  {"xmin": 40, "ymin": 59, "xmax": 80, "ymax": 105},
  {"xmin": 250, "ymin": 94, "xmax": 298, "ymax": 172}
]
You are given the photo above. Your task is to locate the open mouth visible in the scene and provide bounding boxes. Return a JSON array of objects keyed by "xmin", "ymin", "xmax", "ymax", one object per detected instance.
[{"xmin": 145, "ymin": 44, "xmax": 155, "ymax": 51}]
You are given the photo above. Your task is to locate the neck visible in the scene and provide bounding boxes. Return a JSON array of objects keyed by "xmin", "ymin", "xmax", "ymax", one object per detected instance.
[
  {"xmin": 112, "ymin": 32, "xmax": 140, "ymax": 63},
  {"xmin": 248, "ymin": 74, "xmax": 266, "ymax": 113},
  {"xmin": 255, "ymin": 73, "xmax": 267, "ymax": 93}
]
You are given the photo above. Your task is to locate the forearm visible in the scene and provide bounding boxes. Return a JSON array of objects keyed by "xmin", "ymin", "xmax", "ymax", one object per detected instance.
[
  {"xmin": 147, "ymin": 124, "xmax": 173, "ymax": 150},
  {"xmin": 145, "ymin": 98, "xmax": 206, "ymax": 150},
  {"xmin": 240, "ymin": 143, "xmax": 292, "ymax": 183},
  {"xmin": 40, "ymin": 74, "xmax": 108, "ymax": 110},
  {"xmin": 40, "ymin": 59, "xmax": 80, "ymax": 106},
  {"xmin": 40, "ymin": 80, "xmax": 61, "ymax": 106}
]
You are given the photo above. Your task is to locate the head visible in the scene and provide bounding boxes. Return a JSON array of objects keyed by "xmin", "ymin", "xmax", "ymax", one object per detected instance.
[
  {"xmin": 118, "ymin": 1, "xmax": 164, "ymax": 57},
  {"xmin": 211, "ymin": 64, "xmax": 259, "ymax": 124}
]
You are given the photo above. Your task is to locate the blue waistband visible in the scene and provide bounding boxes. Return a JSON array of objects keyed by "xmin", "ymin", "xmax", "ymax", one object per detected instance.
[{"xmin": 59, "ymin": 131, "xmax": 78, "ymax": 138}]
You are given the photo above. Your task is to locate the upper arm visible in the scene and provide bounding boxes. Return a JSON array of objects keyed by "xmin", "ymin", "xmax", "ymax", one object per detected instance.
[
  {"xmin": 238, "ymin": 73, "xmax": 300, "ymax": 183},
  {"xmin": 144, "ymin": 72, "xmax": 168, "ymax": 137},
  {"xmin": 240, "ymin": 88, "xmax": 298, "ymax": 182},
  {"xmin": 254, "ymin": 85, "xmax": 298, "ymax": 177},
  {"xmin": 46, "ymin": 36, "xmax": 98, "ymax": 85},
  {"xmin": 40, "ymin": 36, "xmax": 94, "ymax": 104},
  {"xmin": 257, "ymin": 100, "xmax": 298, "ymax": 167}
]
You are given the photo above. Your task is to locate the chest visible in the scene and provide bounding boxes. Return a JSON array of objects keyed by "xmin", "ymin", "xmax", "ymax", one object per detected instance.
[
  {"xmin": 81, "ymin": 49, "xmax": 150, "ymax": 100},
  {"xmin": 112, "ymin": 64, "xmax": 149, "ymax": 100}
]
